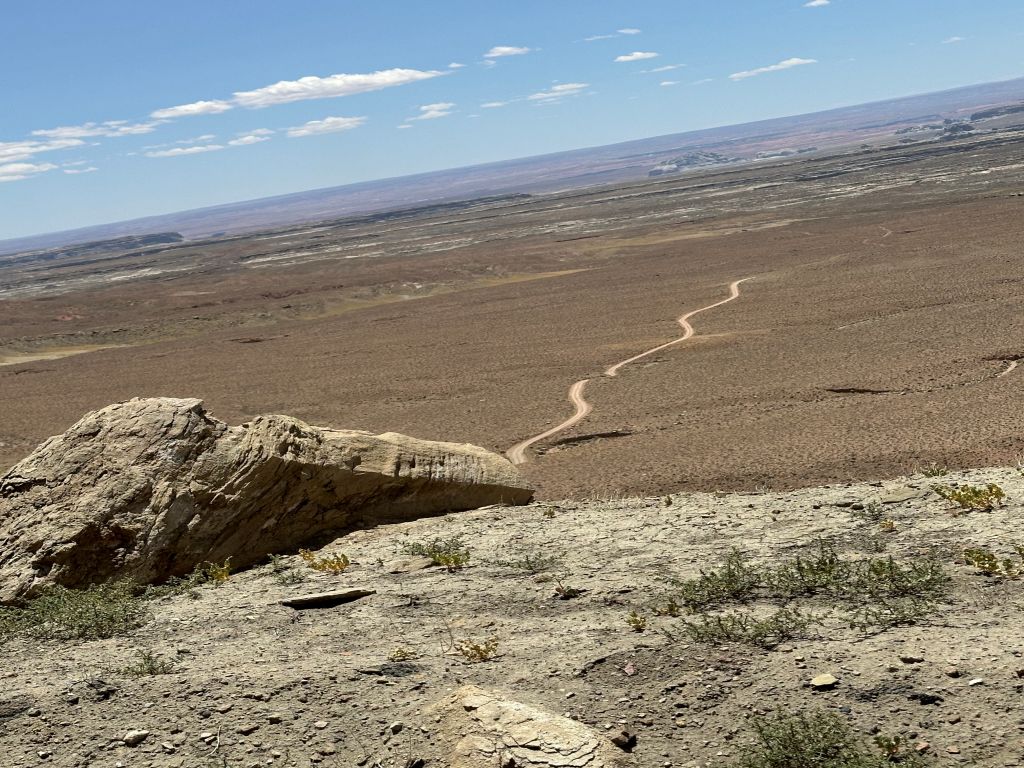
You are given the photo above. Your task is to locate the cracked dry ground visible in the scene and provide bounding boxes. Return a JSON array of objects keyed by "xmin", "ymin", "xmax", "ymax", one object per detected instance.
[{"xmin": 3, "ymin": 466, "xmax": 1024, "ymax": 767}]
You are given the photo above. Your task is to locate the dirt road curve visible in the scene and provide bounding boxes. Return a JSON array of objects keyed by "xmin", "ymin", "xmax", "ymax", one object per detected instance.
[{"xmin": 507, "ymin": 278, "xmax": 753, "ymax": 465}]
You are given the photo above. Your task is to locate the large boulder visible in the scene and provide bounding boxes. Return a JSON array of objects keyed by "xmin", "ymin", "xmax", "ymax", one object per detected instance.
[
  {"xmin": 0, "ymin": 397, "xmax": 532, "ymax": 603},
  {"xmin": 426, "ymin": 685, "xmax": 633, "ymax": 767}
]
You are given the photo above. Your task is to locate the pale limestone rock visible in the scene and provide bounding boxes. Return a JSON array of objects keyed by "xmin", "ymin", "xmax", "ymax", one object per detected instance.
[
  {"xmin": 0, "ymin": 397, "xmax": 531, "ymax": 602},
  {"xmin": 426, "ymin": 685, "xmax": 632, "ymax": 767}
]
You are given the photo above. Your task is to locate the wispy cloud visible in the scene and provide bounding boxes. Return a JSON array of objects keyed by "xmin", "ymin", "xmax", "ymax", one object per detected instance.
[
  {"xmin": 942, "ymin": 36, "xmax": 965, "ymax": 44},
  {"xmin": 32, "ymin": 121, "xmax": 160, "ymax": 139},
  {"xmin": 644, "ymin": 64, "xmax": 684, "ymax": 73},
  {"xmin": 615, "ymin": 51, "xmax": 659, "ymax": 62},
  {"xmin": 286, "ymin": 115, "xmax": 367, "ymax": 138},
  {"xmin": 484, "ymin": 46, "xmax": 532, "ymax": 58},
  {"xmin": 234, "ymin": 69, "xmax": 444, "ymax": 108},
  {"xmin": 660, "ymin": 80, "xmax": 679, "ymax": 87},
  {"xmin": 585, "ymin": 27, "xmax": 641, "ymax": 42},
  {"xmin": 481, "ymin": 101, "xmax": 509, "ymax": 109},
  {"xmin": 527, "ymin": 83, "xmax": 589, "ymax": 102},
  {"xmin": 150, "ymin": 100, "xmax": 233, "ymax": 120},
  {"xmin": 448, "ymin": 62, "xmax": 466, "ymax": 69},
  {"xmin": 145, "ymin": 144, "xmax": 225, "ymax": 158},
  {"xmin": 692, "ymin": 78, "xmax": 714, "ymax": 85},
  {"xmin": 729, "ymin": 57, "xmax": 817, "ymax": 80},
  {"xmin": 410, "ymin": 102, "xmax": 456, "ymax": 120},
  {"xmin": 0, "ymin": 161, "xmax": 58, "ymax": 183},
  {"xmin": 804, "ymin": 0, "xmax": 830, "ymax": 6},
  {"xmin": 0, "ymin": 138, "xmax": 85, "ymax": 164},
  {"xmin": 63, "ymin": 166, "xmax": 98, "ymax": 175}
]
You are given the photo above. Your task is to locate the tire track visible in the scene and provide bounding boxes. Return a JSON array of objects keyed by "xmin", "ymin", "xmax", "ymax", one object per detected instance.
[{"xmin": 507, "ymin": 278, "xmax": 753, "ymax": 465}]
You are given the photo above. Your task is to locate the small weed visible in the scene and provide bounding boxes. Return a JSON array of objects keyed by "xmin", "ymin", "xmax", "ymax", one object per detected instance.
[
  {"xmin": 851, "ymin": 501, "xmax": 885, "ymax": 524},
  {"xmin": 963, "ymin": 546, "xmax": 1024, "ymax": 578},
  {"xmin": 455, "ymin": 636, "xmax": 498, "ymax": 662},
  {"xmin": 147, "ymin": 559, "xmax": 232, "ymax": 599},
  {"xmin": 402, "ymin": 537, "xmax": 471, "ymax": 571},
  {"xmin": 201, "ymin": 559, "xmax": 232, "ymax": 584},
  {"xmin": 541, "ymin": 508, "xmax": 556, "ymax": 519},
  {"xmin": 388, "ymin": 647, "xmax": 418, "ymax": 662},
  {"xmin": 0, "ymin": 580, "xmax": 149, "ymax": 643},
  {"xmin": 124, "ymin": 649, "xmax": 175, "ymax": 677},
  {"xmin": 267, "ymin": 554, "xmax": 307, "ymax": 585},
  {"xmin": 921, "ymin": 463, "xmax": 948, "ymax": 478},
  {"xmin": 847, "ymin": 597, "xmax": 936, "ymax": 632},
  {"xmin": 765, "ymin": 543, "xmax": 848, "ymax": 598},
  {"xmin": 627, "ymin": 610, "xmax": 648, "ymax": 632},
  {"xmin": 736, "ymin": 710, "xmax": 922, "ymax": 768},
  {"xmin": 879, "ymin": 519, "xmax": 897, "ymax": 533},
  {"xmin": 681, "ymin": 607, "xmax": 813, "ymax": 649},
  {"xmin": 933, "ymin": 483, "xmax": 1006, "ymax": 513},
  {"xmin": 299, "ymin": 549, "xmax": 351, "ymax": 574},
  {"xmin": 671, "ymin": 549, "xmax": 761, "ymax": 612},
  {"xmin": 493, "ymin": 548, "xmax": 564, "ymax": 574},
  {"xmin": 554, "ymin": 581, "xmax": 583, "ymax": 600}
]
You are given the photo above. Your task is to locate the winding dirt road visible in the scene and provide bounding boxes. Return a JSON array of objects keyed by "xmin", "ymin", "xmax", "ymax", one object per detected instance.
[{"xmin": 507, "ymin": 277, "xmax": 753, "ymax": 465}]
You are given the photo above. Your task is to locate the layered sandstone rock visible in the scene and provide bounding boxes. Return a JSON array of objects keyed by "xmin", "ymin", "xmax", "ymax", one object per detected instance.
[{"xmin": 0, "ymin": 397, "xmax": 532, "ymax": 602}]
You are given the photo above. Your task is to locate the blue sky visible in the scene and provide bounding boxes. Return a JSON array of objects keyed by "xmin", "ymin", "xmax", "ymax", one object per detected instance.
[{"xmin": 2, "ymin": 0, "xmax": 1022, "ymax": 240}]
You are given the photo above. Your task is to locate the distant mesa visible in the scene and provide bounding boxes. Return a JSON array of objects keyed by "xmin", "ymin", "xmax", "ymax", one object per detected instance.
[{"xmin": 0, "ymin": 397, "xmax": 532, "ymax": 603}]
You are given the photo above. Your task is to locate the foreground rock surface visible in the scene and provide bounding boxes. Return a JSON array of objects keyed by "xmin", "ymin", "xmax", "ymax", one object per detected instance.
[
  {"xmin": 0, "ymin": 397, "xmax": 532, "ymax": 601},
  {"xmin": 2, "ymin": 466, "xmax": 1023, "ymax": 766}
]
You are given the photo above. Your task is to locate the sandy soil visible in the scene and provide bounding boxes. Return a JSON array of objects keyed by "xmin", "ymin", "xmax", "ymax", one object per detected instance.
[{"xmin": 3, "ymin": 465, "xmax": 1024, "ymax": 767}]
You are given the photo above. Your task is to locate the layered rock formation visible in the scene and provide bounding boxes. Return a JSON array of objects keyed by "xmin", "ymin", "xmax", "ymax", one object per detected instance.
[{"xmin": 0, "ymin": 397, "xmax": 532, "ymax": 602}]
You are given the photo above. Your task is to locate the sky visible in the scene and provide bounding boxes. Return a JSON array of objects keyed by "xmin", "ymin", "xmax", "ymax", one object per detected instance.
[{"xmin": 2, "ymin": 0, "xmax": 1022, "ymax": 240}]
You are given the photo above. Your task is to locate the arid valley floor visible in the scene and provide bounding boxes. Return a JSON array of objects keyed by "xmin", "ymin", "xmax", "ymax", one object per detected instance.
[{"xmin": 2, "ymin": 124, "xmax": 1023, "ymax": 498}]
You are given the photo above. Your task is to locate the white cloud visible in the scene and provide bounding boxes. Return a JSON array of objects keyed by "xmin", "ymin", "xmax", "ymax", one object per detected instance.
[
  {"xmin": 0, "ymin": 161, "xmax": 59, "ymax": 182},
  {"xmin": 228, "ymin": 132, "xmax": 272, "ymax": 146},
  {"xmin": 0, "ymin": 138, "xmax": 85, "ymax": 164},
  {"xmin": 615, "ymin": 51, "xmax": 659, "ymax": 62},
  {"xmin": 942, "ymin": 36, "xmax": 965, "ymax": 44},
  {"xmin": 527, "ymin": 83, "xmax": 589, "ymax": 101},
  {"xmin": 804, "ymin": 0, "xmax": 830, "ymax": 6},
  {"xmin": 234, "ymin": 68, "xmax": 444, "ymax": 108},
  {"xmin": 410, "ymin": 102, "xmax": 455, "ymax": 120},
  {"xmin": 585, "ymin": 28, "xmax": 641, "ymax": 42},
  {"xmin": 729, "ymin": 57, "xmax": 817, "ymax": 80},
  {"xmin": 484, "ymin": 46, "xmax": 532, "ymax": 58},
  {"xmin": 398, "ymin": 124, "xmax": 413, "ymax": 130},
  {"xmin": 145, "ymin": 144, "xmax": 225, "ymax": 158},
  {"xmin": 481, "ymin": 101, "xmax": 508, "ymax": 108},
  {"xmin": 660, "ymin": 80, "xmax": 679, "ymax": 87},
  {"xmin": 32, "ymin": 121, "xmax": 160, "ymax": 139},
  {"xmin": 644, "ymin": 64, "xmax": 684, "ymax": 73},
  {"xmin": 448, "ymin": 62, "xmax": 466, "ymax": 69},
  {"xmin": 150, "ymin": 100, "xmax": 233, "ymax": 120},
  {"xmin": 692, "ymin": 78, "xmax": 714, "ymax": 85},
  {"xmin": 63, "ymin": 166, "xmax": 98, "ymax": 175},
  {"xmin": 286, "ymin": 115, "xmax": 367, "ymax": 138}
]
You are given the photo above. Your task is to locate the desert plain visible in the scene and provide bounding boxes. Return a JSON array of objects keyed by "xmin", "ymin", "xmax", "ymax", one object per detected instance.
[{"xmin": 2, "ymin": 122, "xmax": 1023, "ymax": 498}]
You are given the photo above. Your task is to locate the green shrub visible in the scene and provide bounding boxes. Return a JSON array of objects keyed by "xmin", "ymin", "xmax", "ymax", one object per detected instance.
[
  {"xmin": 0, "ymin": 580, "xmax": 149, "ymax": 642},
  {"xmin": 402, "ymin": 537, "xmax": 471, "ymax": 571},
  {"xmin": 736, "ymin": 711, "xmax": 922, "ymax": 768}
]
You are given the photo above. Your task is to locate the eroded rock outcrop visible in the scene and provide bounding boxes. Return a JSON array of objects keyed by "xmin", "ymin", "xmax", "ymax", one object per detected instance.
[
  {"xmin": 0, "ymin": 397, "xmax": 532, "ymax": 602},
  {"xmin": 426, "ymin": 685, "xmax": 632, "ymax": 767}
]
